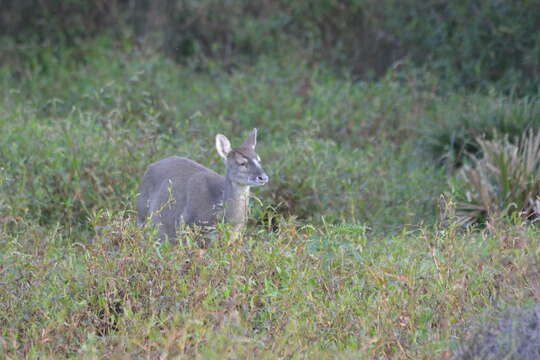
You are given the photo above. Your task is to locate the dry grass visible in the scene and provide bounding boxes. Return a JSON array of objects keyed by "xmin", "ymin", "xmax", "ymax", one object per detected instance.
[{"xmin": 2, "ymin": 212, "xmax": 540, "ymax": 358}]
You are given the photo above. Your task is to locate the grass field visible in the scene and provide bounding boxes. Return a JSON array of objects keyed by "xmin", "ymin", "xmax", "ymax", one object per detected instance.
[{"xmin": 1, "ymin": 39, "xmax": 540, "ymax": 358}]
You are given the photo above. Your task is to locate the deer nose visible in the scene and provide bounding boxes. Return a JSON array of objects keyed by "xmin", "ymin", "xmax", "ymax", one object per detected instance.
[{"xmin": 256, "ymin": 174, "xmax": 269, "ymax": 184}]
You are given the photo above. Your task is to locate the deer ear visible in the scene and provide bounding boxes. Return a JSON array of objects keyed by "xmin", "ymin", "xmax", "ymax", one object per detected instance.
[
  {"xmin": 243, "ymin": 128, "xmax": 257, "ymax": 149},
  {"xmin": 216, "ymin": 134, "xmax": 231, "ymax": 160}
]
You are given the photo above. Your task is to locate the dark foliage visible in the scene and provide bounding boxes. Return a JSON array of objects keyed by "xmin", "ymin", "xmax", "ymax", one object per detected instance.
[
  {"xmin": 0, "ymin": 0, "xmax": 127, "ymax": 44},
  {"xmin": 1, "ymin": 0, "xmax": 539, "ymax": 93},
  {"xmin": 427, "ymin": 96, "xmax": 540, "ymax": 168}
]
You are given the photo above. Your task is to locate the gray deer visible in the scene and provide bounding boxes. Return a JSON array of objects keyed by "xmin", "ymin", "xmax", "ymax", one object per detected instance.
[{"xmin": 136, "ymin": 128, "xmax": 268, "ymax": 240}]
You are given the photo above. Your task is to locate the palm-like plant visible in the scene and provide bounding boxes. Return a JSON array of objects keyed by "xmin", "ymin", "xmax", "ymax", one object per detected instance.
[{"xmin": 457, "ymin": 129, "xmax": 540, "ymax": 226}]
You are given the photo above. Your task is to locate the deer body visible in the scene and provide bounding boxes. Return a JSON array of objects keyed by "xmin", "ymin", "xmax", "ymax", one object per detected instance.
[{"xmin": 137, "ymin": 129, "xmax": 267, "ymax": 240}]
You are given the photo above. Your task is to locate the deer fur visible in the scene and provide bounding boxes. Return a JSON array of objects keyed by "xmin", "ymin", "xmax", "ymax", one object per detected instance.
[{"xmin": 136, "ymin": 128, "xmax": 268, "ymax": 240}]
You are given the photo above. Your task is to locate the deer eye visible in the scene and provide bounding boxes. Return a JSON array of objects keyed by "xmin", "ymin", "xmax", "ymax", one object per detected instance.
[{"xmin": 237, "ymin": 159, "xmax": 248, "ymax": 167}]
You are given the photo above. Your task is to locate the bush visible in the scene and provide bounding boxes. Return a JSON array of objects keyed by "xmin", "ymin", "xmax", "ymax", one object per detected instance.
[
  {"xmin": 455, "ymin": 129, "xmax": 540, "ymax": 226},
  {"xmin": 454, "ymin": 304, "xmax": 540, "ymax": 360},
  {"xmin": 391, "ymin": 0, "xmax": 540, "ymax": 94},
  {"xmin": 0, "ymin": 0, "xmax": 125, "ymax": 44},
  {"xmin": 2, "ymin": 0, "xmax": 539, "ymax": 93},
  {"xmin": 426, "ymin": 95, "xmax": 540, "ymax": 168}
]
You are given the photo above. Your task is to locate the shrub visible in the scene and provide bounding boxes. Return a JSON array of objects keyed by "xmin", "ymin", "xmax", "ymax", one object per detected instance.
[
  {"xmin": 426, "ymin": 95, "xmax": 540, "ymax": 168},
  {"xmin": 0, "ymin": 0, "xmax": 125, "ymax": 44},
  {"xmin": 391, "ymin": 0, "xmax": 540, "ymax": 95},
  {"xmin": 455, "ymin": 129, "xmax": 540, "ymax": 226},
  {"xmin": 3, "ymin": 0, "xmax": 540, "ymax": 93},
  {"xmin": 454, "ymin": 304, "xmax": 540, "ymax": 360}
]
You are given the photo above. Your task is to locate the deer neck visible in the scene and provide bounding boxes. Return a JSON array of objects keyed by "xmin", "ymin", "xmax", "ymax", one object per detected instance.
[{"xmin": 223, "ymin": 179, "xmax": 250, "ymax": 230}]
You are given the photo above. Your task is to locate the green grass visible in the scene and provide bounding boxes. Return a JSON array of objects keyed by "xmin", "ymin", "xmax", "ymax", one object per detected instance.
[
  {"xmin": 1, "ymin": 38, "xmax": 540, "ymax": 358},
  {"xmin": 2, "ymin": 214, "xmax": 540, "ymax": 358}
]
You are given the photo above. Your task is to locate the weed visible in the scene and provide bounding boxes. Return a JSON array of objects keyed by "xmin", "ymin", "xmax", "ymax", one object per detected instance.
[{"xmin": 455, "ymin": 129, "xmax": 540, "ymax": 226}]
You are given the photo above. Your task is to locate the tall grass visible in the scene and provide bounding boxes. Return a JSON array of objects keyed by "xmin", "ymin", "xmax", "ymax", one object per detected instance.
[
  {"xmin": 1, "ymin": 39, "xmax": 540, "ymax": 358},
  {"xmin": 2, "ymin": 212, "xmax": 540, "ymax": 358},
  {"xmin": 0, "ymin": 39, "xmax": 446, "ymax": 233}
]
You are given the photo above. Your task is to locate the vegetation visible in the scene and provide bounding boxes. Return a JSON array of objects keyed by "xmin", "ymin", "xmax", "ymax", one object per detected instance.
[
  {"xmin": 454, "ymin": 304, "xmax": 540, "ymax": 360},
  {"xmin": 455, "ymin": 130, "xmax": 540, "ymax": 226},
  {"xmin": 426, "ymin": 95, "xmax": 540, "ymax": 167},
  {"xmin": 1, "ymin": 2, "xmax": 540, "ymax": 358},
  {"xmin": 2, "ymin": 0, "xmax": 539, "ymax": 93}
]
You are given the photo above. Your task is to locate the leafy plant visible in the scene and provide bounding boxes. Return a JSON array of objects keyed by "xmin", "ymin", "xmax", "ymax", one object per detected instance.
[
  {"xmin": 456, "ymin": 129, "xmax": 540, "ymax": 226},
  {"xmin": 426, "ymin": 95, "xmax": 540, "ymax": 168}
]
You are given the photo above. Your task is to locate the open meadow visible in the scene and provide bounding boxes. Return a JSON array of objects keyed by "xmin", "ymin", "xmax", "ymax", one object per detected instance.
[{"xmin": 2, "ymin": 2, "xmax": 540, "ymax": 358}]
